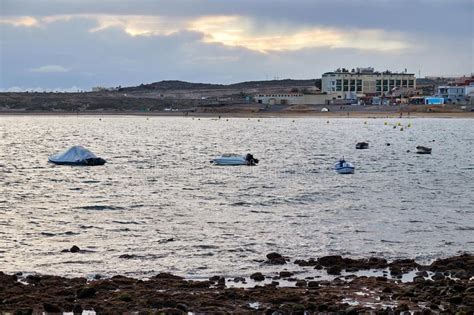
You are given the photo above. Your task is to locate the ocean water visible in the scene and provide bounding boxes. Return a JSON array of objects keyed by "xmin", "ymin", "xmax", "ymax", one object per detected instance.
[{"xmin": 0, "ymin": 116, "xmax": 473, "ymax": 279}]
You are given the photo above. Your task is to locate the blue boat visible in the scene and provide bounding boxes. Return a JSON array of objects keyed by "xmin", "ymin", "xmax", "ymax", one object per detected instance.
[{"xmin": 335, "ymin": 158, "xmax": 355, "ymax": 174}]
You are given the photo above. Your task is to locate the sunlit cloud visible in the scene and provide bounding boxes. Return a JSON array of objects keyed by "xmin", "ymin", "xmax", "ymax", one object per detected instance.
[
  {"xmin": 1, "ymin": 13, "xmax": 409, "ymax": 52},
  {"xmin": 0, "ymin": 16, "xmax": 39, "ymax": 27},
  {"xmin": 188, "ymin": 15, "xmax": 408, "ymax": 53}
]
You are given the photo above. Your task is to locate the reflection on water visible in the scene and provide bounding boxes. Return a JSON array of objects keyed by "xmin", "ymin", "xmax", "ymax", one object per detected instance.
[{"xmin": 0, "ymin": 116, "xmax": 473, "ymax": 278}]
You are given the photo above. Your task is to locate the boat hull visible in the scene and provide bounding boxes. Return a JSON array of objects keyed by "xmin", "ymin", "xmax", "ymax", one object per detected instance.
[
  {"xmin": 212, "ymin": 158, "xmax": 248, "ymax": 166},
  {"xmin": 335, "ymin": 167, "xmax": 355, "ymax": 174}
]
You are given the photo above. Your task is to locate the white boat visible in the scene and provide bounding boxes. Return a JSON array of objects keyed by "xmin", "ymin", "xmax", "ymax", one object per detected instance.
[
  {"xmin": 335, "ymin": 159, "xmax": 355, "ymax": 174},
  {"xmin": 416, "ymin": 146, "xmax": 432, "ymax": 154},
  {"xmin": 211, "ymin": 153, "xmax": 259, "ymax": 166},
  {"xmin": 49, "ymin": 145, "xmax": 106, "ymax": 166}
]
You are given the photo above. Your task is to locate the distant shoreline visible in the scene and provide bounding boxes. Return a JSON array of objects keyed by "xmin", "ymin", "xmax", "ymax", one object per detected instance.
[{"xmin": 1, "ymin": 110, "xmax": 473, "ymax": 119}]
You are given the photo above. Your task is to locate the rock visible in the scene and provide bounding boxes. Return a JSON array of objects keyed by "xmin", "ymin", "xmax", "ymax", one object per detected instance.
[
  {"xmin": 266, "ymin": 252, "xmax": 283, "ymax": 260},
  {"xmin": 14, "ymin": 309, "xmax": 33, "ymax": 315},
  {"xmin": 250, "ymin": 272, "xmax": 265, "ymax": 281},
  {"xmin": 382, "ymin": 287, "xmax": 393, "ymax": 293},
  {"xmin": 413, "ymin": 276, "xmax": 425, "ymax": 283},
  {"xmin": 431, "ymin": 272, "xmax": 444, "ymax": 281},
  {"xmin": 416, "ymin": 270, "xmax": 428, "ymax": 277},
  {"xmin": 318, "ymin": 255, "xmax": 343, "ymax": 267},
  {"xmin": 217, "ymin": 277, "xmax": 225, "ymax": 287},
  {"xmin": 156, "ymin": 308, "xmax": 184, "ymax": 314},
  {"xmin": 119, "ymin": 254, "xmax": 137, "ymax": 259},
  {"xmin": 70, "ymin": 245, "xmax": 80, "ymax": 253},
  {"xmin": 448, "ymin": 295, "xmax": 462, "ymax": 304},
  {"xmin": 265, "ymin": 252, "xmax": 286, "ymax": 265},
  {"xmin": 279, "ymin": 271, "xmax": 293, "ymax": 278},
  {"xmin": 307, "ymin": 281, "xmax": 319, "ymax": 288},
  {"xmin": 233, "ymin": 276, "xmax": 245, "ymax": 282},
  {"xmin": 77, "ymin": 287, "xmax": 97, "ymax": 299},
  {"xmin": 295, "ymin": 280, "xmax": 307, "ymax": 287},
  {"xmin": 43, "ymin": 303, "xmax": 61, "ymax": 312},
  {"xmin": 72, "ymin": 304, "xmax": 83, "ymax": 314},
  {"xmin": 327, "ymin": 266, "xmax": 342, "ymax": 275}
]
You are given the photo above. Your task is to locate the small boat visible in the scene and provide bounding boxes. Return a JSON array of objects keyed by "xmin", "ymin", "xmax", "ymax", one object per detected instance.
[
  {"xmin": 49, "ymin": 145, "xmax": 106, "ymax": 166},
  {"xmin": 335, "ymin": 158, "xmax": 355, "ymax": 174},
  {"xmin": 355, "ymin": 142, "xmax": 369, "ymax": 149},
  {"xmin": 211, "ymin": 153, "xmax": 259, "ymax": 166},
  {"xmin": 416, "ymin": 146, "xmax": 432, "ymax": 154}
]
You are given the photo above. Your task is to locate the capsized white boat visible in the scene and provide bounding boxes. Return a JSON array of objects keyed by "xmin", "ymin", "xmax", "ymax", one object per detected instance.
[
  {"xmin": 211, "ymin": 153, "xmax": 259, "ymax": 166},
  {"xmin": 335, "ymin": 158, "xmax": 355, "ymax": 174},
  {"xmin": 49, "ymin": 145, "xmax": 106, "ymax": 166}
]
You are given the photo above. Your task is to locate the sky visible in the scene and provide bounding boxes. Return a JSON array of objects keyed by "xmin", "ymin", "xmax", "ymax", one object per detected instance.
[{"xmin": 0, "ymin": 0, "xmax": 473, "ymax": 91}]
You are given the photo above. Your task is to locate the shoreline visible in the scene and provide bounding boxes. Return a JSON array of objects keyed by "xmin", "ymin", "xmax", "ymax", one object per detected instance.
[
  {"xmin": 1, "ymin": 254, "xmax": 472, "ymax": 313},
  {"xmin": 1, "ymin": 110, "xmax": 474, "ymax": 119}
]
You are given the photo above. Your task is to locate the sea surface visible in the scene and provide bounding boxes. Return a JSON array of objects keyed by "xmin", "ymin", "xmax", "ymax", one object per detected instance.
[{"xmin": 0, "ymin": 116, "xmax": 473, "ymax": 279}]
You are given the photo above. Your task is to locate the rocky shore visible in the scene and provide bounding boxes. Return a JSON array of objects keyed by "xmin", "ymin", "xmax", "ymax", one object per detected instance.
[{"xmin": 1, "ymin": 254, "xmax": 472, "ymax": 314}]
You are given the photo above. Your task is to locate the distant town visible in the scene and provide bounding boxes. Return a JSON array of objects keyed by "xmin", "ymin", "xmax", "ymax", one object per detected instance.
[{"xmin": 1, "ymin": 67, "xmax": 473, "ymax": 114}]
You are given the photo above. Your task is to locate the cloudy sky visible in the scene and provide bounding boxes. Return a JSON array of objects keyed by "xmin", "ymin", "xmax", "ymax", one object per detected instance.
[{"xmin": 0, "ymin": 0, "xmax": 472, "ymax": 91}]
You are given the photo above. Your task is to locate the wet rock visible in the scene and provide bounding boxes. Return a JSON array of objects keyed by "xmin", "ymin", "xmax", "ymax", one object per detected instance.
[
  {"xmin": 295, "ymin": 280, "xmax": 307, "ymax": 287},
  {"xmin": 250, "ymin": 272, "xmax": 265, "ymax": 281},
  {"xmin": 70, "ymin": 245, "xmax": 80, "ymax": 253},
  {"xmin": 307, "ymin": 281, "xmax": 319, "ymax": 288},
  {"xmin": 14, "ymin": 309, "xmax": 33, "ymax": 315},
  {"xmin": 279, "ymin": 271, "xmax": 293, "ymax": 278},
  {"xmin": 294, "ymin": 258, "xmax": 319, "ymax": 266},
  {"xmin": 76, "ymin": 287, "xmax": 97, "ymax": 299},
  {"xmin": 431, "ymin": 272, "xmax": 444, "ymax": 281},
  {"xmin": 327, "ymin": 266, "xmax": 342, "ymax": 275},
  {"xmin": 25, "ymin": 274, "xmax": 41, "ymax": 284},
  {"xmin": 233, "ymin": 276, "xmax": 245, "ymax": 282},
  {"xmin": 413, "ymin": 276, "xmax": 425, "ymax": 283},
  {"xmin": 448, "ymin": 295, "xmax": 462, "ymax": 304},
  {"xmin": 72, "ymin": 304, "xmax": 83, "ymax": 314},
  {"xmin": 265, "ymin": 252, "xmax": 286, "ymax": 265},
  {"xmin": 43, "ymin": 303, "xmax": 61, "ymax": 312},
  {"xmin": 156, "ymin": 308, "xmax": 184, "ymax": 314},
  {"xmin": 416, "ymin": 270, "xmax": 428, "ymax": 277},
  {"xmin": 318, "ymin": 255, "xmax": 343, "ymax": 267}
]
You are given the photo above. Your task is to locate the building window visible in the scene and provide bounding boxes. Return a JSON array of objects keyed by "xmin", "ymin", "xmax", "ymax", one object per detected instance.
[
  {"xmin": 376, "ymin": 80, "xmax": 381, "ymax": 86},
  {"xmin": 382, "ymin": 80, "xmax": 388, "ymax": 86},
  {"xmin": 376, "ymin": 86, "xmax": 381, "ymax": 92},
  {"xmin": 357, "ymin": 86, "xmax": 362, "ymax": 92},
  {"xmin": 343, "ymin": 85, "xmax": 349, "ymax": 91},
  {"xmin": 396, "ymin": 80, "xmax": 401, "ymax": 86},
  {"xmin": 389, "ymin": 80, "xmax": 394, "ymax": 86},
  {"xmin": 402, "ymin": 80, "xmax": 407, "ymax": 86}
]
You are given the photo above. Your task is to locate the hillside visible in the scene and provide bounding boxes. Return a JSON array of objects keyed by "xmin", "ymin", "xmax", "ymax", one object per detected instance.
[{"xmin": 122, "ymin": 79, "xmax": 320, "ymax": 92}]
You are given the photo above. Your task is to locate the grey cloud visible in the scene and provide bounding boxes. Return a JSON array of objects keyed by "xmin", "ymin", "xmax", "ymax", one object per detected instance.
[
  {"xmin": 2, "ymin": 0, "xmax": 472, "ymax": 37},
  {"xmin": 0, "ymin": 15, "xmax": 471, "ymax": 90}
]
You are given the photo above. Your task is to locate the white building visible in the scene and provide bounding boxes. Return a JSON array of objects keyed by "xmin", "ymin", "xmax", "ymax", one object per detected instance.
[
  {"xmin": 322, "ymin": 67, "xmax": 416, "ymax": 99},
  {"xmin": 436, "ymin": 84, "xmax": 474, "ymax": 104}
]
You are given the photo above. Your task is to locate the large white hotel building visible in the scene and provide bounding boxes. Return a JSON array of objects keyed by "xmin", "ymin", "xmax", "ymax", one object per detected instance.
[{"xmin": 321, "ymin": 67, "xmax": 416, "ymax": 99}]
